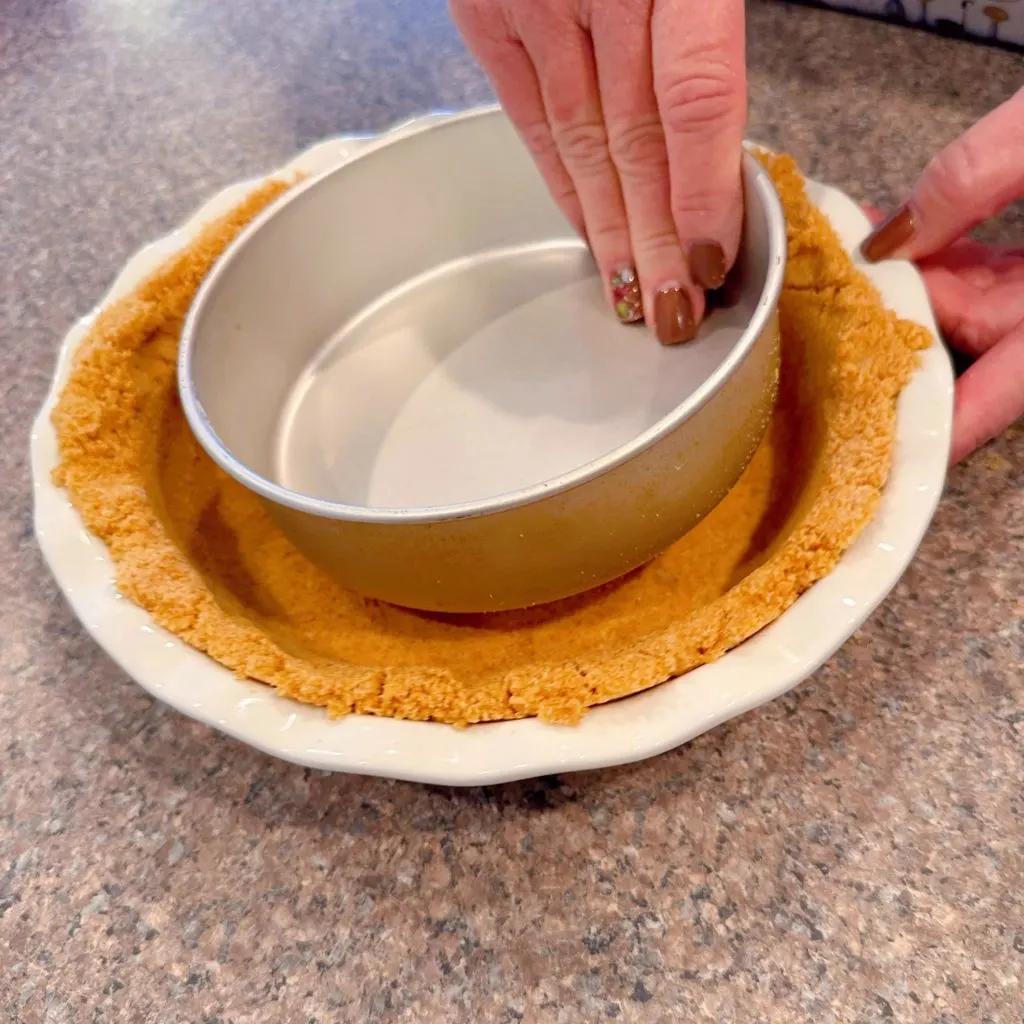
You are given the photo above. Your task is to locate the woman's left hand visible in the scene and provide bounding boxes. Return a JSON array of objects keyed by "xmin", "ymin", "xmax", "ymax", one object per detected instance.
[
  {"xmin": 915, "ymin": 239, "xmax": 1024, "ymax": 464},
  {"xmin": 862, "ymin": 87, "xmax": 1024, "ymax": 465}
]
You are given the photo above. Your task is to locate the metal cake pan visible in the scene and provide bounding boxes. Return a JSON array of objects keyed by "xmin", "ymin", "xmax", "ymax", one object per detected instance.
[{"xmin": 178, "ymin": 105, "xmax": 786, "ymax": 613}]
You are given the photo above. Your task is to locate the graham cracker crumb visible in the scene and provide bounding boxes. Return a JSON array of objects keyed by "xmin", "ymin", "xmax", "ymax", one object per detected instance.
[{"xmin": 52, "ymin": 154, "xmax": 930, "ymax": 727}]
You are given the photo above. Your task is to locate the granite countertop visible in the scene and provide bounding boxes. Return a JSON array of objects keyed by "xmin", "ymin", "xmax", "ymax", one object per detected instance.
[{"xmin": 1, "ymin": 1, "xmax": 1022, "ymax": 1021}]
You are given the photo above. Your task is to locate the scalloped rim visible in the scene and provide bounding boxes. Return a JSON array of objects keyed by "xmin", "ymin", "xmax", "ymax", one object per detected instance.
[{"xmin": 31, "ymin": 113, "xmax": 954, "ymax": 785}]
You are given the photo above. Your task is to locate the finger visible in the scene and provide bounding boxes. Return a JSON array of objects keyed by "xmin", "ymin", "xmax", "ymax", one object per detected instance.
[
  {"xmin": 450, "ymin": 2, "xmax": 588, "ymax": 243},
  {"xmin": 951, "ymin": 319, "xmax": 1024, "ymax": 464},
  {"xmin": 589, "ymin": 0, "xmax": 698, "ymax": 344},
  {"xmin": 918, "ymin": 243, "xmax": 1024, "ymax": 357},
  {"xmin": 920, "ymin": 263, "xmax": 1024, "ymax": 358},
  {"xmin": 918, "ymin": 240, "xmax": 1024, "ymax": 355},
  {"xmin": 862, "ymin": 204, "xmax": 884, "ymax": 226},
  {"xmin": 918, "ymin": 239, "xmax": 1024, "ymax": 289},
  {"xmin": 862, "ymin": 86, "xmax": 1024, "ymax": 263},
  {"xmin": 861, "ymin": 209, "xmax": 1024, "ymax": 355},
  {"xmin": 516, "ymin": 7, "xmax": 643, "ymax": 324},
  {"xmin": 652, "ymin": 0, "xmax": 747, "ymax": 272}
]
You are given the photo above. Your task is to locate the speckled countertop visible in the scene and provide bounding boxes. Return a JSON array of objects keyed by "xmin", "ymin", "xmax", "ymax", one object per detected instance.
[{"xmin": 1, "ymin": 2, "xmax": 1022, "ymax": 1021}]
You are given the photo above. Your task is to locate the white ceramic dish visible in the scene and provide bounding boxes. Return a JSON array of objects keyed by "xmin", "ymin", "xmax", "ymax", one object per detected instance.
[{"xmin": 31, "ymin": 113, "xmax": 954, "ymax": 786}]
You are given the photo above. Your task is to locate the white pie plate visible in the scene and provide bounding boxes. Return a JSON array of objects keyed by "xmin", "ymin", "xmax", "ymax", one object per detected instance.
[{"xmin": 31, "ymin": 113, "xmax": 954, "ymax": 786}]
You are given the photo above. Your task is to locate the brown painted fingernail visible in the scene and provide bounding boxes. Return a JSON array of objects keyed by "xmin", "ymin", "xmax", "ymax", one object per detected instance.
[
  {"xmin": 687, "ymin": 239, "xmax": 727, "ymax": 290},
  {"xmin": 653, "ymin": 283, "xmax": 696, "ymax": 346},
  {"xmin": 610, "ymin": 265, "xmax": 643, "ymax": 323},
  {"xmin": 861, "ymin": 203, "xmax": 916, "ymax": 263}
]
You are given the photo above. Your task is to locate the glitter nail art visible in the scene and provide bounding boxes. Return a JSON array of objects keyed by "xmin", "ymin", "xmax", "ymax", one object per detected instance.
[{"xmin": 610, "ymin": 265, "xmax": 643, "ymax": 323}]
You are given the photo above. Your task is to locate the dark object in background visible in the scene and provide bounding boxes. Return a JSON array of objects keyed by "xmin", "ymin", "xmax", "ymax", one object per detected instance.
[{"xmin": 788, "ymin": 0, "xmax": 1024, "ymax": 51}]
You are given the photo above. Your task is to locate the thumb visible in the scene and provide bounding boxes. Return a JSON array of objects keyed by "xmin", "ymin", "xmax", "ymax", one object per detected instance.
[{"xmin": 862, "ymin": 86, "xmax": 1024, "ymax": 264}]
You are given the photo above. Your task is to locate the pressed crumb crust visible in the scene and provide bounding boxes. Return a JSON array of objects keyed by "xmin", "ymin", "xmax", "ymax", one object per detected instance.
[{"xmin": 52, "ymin": 155, "xmax": 931, "ymax": 726}]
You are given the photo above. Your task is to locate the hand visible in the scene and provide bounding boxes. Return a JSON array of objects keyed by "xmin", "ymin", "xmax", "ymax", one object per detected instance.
[
  {"xmin": 450, "ymin": 0, "xmax": 747, "ymax": 345},
  {"xmin": 862, "ymin": 87, "xmax": 1024, "ymax": 465}
]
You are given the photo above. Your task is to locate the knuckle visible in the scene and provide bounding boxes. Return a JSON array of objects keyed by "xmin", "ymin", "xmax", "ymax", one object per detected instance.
[
  {"xmin": 658, "ymin": 60, "xmax": 744, "ymax": 137},
  {"xmin": 607, "ymin": 117, "xmax": 668, "ymax": 179},
  {"xmin": 945, "ymin": 306, "xmax": 982, "ymax": 355},
  {"xmin": 519, "ymin": 119, "xmax": 559, "ymax": 161},
  {"xmin": 585, "ymin": 221, "xmax": 629, "ymax": 257},
  {"xmin": 583, "ymin": 201, "xmax": 625, "ymax": 237},
  {"xmin": 516, "ymin": 121, "xmax": 584, "ymax": 220},
  {"xmin": 925, "ymin": 143, "xmax": 983, "ymax": 207},
  {"xmin": 671, "ymin": 186, "xmax": 736, "ymax": 226},
  {"xmin": 635, "ymin": 226, "xmax": 684, "ymax": 263},
  {"xmin": 551, "ymin": 118, "xmax": 611, "ymax": 176},
  {"xmin": 579, "ymin": 195, "xmax": 629, "ymax": 248},
  {"xmin": 448, "ymin": 0, "xmax": 492, "ymax": 34}
]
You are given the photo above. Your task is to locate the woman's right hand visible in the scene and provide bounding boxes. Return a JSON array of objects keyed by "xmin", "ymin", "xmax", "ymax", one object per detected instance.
[
  {"xmin": 862, "ymin": 87, "xmax": 1024, "ymax": 464},
  {"xmin": 449, "ymin": 0, "xmax": 748, "ymax": 346}
]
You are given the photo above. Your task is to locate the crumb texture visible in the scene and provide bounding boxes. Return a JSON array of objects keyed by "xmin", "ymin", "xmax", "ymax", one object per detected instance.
[{"xmin": 52, "ymin": 154, "xmax": 930, "ymax": 726}]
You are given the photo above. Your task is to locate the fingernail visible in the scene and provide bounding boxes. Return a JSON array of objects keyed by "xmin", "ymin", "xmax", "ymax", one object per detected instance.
[
  {"xmin": 610, "ymin": 265, "xmax": 643, "ymax": 323},
  {"xmin": 653, "ymin": 283, "xmax": 696, "ymax": 346},
  {"xmin": 861, "ymin": 203, "xmax": 916, "ymax": 263},
  {"xmin": 687, "ymin": 239, "xmax": 727, "ymax": 290}
]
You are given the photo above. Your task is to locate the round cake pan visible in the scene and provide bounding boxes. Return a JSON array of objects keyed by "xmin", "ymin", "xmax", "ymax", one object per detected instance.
[{"xmin": 179, "ymin": 106, "xmax": 786, "ymax": 614}]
